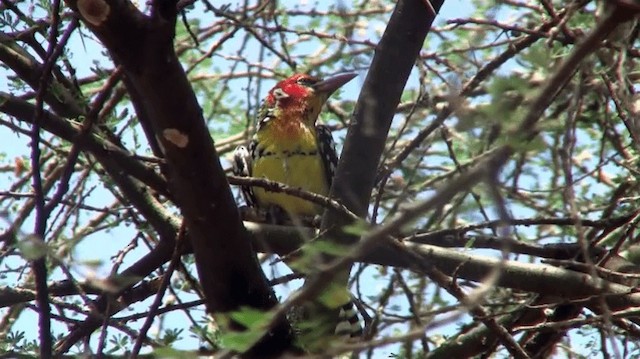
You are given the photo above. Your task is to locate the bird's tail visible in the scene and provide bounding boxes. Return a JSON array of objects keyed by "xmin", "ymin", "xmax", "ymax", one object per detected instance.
[{"xmin": 334, "ymin": 301, "xmax": 363, "ymax": 338}]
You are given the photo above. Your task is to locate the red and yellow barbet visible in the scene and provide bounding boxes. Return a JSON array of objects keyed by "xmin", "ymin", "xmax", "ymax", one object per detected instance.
[{"xmin": 233, "ymin": 73, "xmax": 362, "ymax": 338}]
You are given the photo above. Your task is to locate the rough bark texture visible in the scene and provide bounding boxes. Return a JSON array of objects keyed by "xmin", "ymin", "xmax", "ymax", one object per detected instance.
[
  {"xmin": 308, "ymin": 0, "xmax": 446, "ymax": 339},
  {"xmin": 66, "ymin": 0, "xmax": 296, "ymax": 355}
]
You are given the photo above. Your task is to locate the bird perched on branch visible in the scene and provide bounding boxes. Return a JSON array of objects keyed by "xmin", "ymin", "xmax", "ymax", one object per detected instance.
[
  {"xmin": 233, "ymin": 73, "xmax": 356, "ymax": 221},
  {"xmin": 233, "ymin": 72, "xmax": 362, "ymax": 339}
]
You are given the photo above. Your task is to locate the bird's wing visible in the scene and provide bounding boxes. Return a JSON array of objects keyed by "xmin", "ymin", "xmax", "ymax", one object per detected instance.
[
  {"xmin": 315, "ymin": 125, "xmax": 339, "ymax": 188},
  {"xmin": 232, "ymin": 143, "xmax": 257, "ymax": 207}
]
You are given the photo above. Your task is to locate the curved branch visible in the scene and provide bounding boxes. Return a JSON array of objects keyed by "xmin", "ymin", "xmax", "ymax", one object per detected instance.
[
  {"xmin": 246, "ymin": 222, "xmax": 640, "ymax": 310},
  {"xmin": 0, "ymin": 93, "xmax": 169, "ymax": 198},
  {"xmin": 65, "ymin": 0, "xmax": 297, "ymax": 355},
  {"xmin": 306, "ymin": 0, "xmax": 446, "ymax": 341}
]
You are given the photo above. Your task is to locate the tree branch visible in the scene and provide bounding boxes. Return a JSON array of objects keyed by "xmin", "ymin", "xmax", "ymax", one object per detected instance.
[
  {"xmin": 66, "ymin": 0, "xmax": 296, "ymax": 355},
  {"xmin": 307, "ymin": 0, "xmax": 446, "ymax": 340}
]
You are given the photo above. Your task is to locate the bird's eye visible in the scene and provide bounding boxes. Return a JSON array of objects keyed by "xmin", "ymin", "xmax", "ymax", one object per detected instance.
[
  {"xmin": 296, "ymin": 77, "xmax": 317, "ymax": 87},
  {"xmin": 273, "ymin": 88, "xmax": 289, "ymax": 99}
]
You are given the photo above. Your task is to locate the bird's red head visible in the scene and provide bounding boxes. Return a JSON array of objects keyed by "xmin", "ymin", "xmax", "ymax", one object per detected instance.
[
  {"xmin": 265, "ymin": 73, "xmax": 357, "ymax": 118},
  {"xmin": 265, "ymin": 74, "xmax": 319, "ymax": 107}
]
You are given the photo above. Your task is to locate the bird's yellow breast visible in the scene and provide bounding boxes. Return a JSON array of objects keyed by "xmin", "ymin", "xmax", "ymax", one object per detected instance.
[{"xmin": 253, "ymin": 118, "xmax": 328, "ymax": 216}]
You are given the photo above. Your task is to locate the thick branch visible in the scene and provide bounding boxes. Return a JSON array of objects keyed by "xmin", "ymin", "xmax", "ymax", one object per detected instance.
[
  {"xmin": 308, "ymin": 0, "xmax": 446, "ymax": 340},
  {"xmin": 66, "ymin": 0, "xmax": 295, "ymax": 355},
  {"xmin": 325, "ymin": 0, "xmax": 444, "ymax": 225},
  {"xmin": 0, "ymin": 93, "xmax": 169, "ymax": 198},
  {"xmin": 246, "ymin": 223, "xmax": 640, "ymax": 310},
  {"xmin": 0, "ymin": 39, "xmax": 84, "ymax": 118}
]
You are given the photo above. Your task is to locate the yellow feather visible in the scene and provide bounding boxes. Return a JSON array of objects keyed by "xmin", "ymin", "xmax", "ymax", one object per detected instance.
[{"xmin": 253, "ymin": 111, "xmax": 328, "ymax": 216}]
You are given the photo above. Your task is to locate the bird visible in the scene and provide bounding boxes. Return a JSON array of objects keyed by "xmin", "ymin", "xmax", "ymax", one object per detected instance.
[
  {"xmin": 232, "ymin": 73, "xmax": 356, "ymax": 221},
  {"xmin": 232, "ymin": 72, "xmax": 362, "ymax": 339}
]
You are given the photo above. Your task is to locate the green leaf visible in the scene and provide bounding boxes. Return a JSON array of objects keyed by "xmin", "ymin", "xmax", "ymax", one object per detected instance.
[
  {"xmin": 342, "ymin": 219, "xmax": 370, "ymax": 236},
  {"xmin": 152, "ymin": 347, "xmax": 199, "ymax": 358},
  {"xmin": 17, "ymin": 235, "xmax": 49, "ymax": 260},
  {"xmin": 219, "ymin": 328, "xmax": 265, "ymax": 353},
  {"xmin": 317, "ymin": 281, "xmax": 352, "ymax": 309},
  {"xmin": 216, "ymin": 307, "xmax": 274, "ymax": 352},
  {"xmin": 307, "ymin": 240, "xmax": 351, "ymax": 257},
  {"xmin": 229, "ymin": 307, "xmax": 274, "ymax": 328}
]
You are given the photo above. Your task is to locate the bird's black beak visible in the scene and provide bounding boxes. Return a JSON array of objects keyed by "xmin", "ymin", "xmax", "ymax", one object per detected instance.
[{"xmin": 312, "ymin": 73, "xmax": 357, "ymax": 94}]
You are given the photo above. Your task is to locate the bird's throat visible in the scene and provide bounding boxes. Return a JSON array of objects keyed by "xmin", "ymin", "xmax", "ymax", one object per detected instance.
[{"xmin": 261, "ymin": 110, "xmax": 317, "ymax": 143}]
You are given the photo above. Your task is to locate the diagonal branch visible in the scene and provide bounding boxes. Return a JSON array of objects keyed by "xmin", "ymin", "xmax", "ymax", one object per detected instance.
[
  {"xmin": 305, "ymin": 0, "xmax": 446, "ymax": 340},
  {"xmin": 65, "ymin": 0, "xmax": 296, "ymax": 355},
  {"xmin": 0, "ymin": 93, "xmax": 170, "ymax": 199},
  {"xmin": 245, "ymin": 222, "xmax": 640, "ymax": 311}
]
